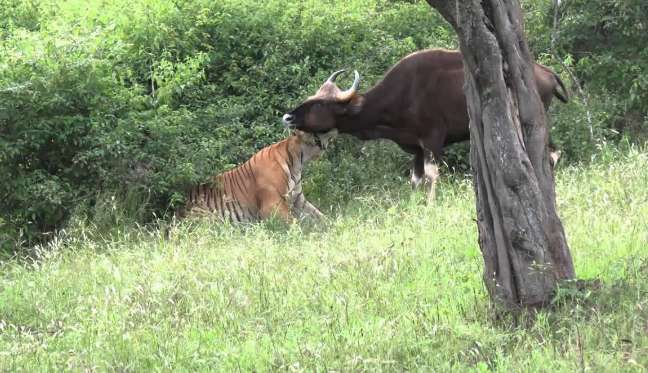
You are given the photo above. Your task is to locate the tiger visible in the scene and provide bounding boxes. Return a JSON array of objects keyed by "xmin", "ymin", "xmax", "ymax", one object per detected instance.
[{"xmin": 178, "ymin": 129, "xmax": 337, "ymax": 223}]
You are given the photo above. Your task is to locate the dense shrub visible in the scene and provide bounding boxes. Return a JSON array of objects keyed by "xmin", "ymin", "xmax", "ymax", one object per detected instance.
[
  {"xmin": 555, "ymin": 0, "xmax": 648, "ymax": 115},
  {"xmin": 0, "ymin": 0, "xmax": 644, "ymax": 251},
  {"xmin": 0, "ymin": 0, "xmax": 453, "ymax": 250},
  {"xmin": 525, "ymin": 0, "xmax": 648, "ymax": 159}
]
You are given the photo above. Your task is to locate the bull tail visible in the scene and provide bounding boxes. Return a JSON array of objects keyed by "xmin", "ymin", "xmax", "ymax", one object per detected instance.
[{"xmin": 553, "ymin": 72, "xmax": 569, "ymax": 103}]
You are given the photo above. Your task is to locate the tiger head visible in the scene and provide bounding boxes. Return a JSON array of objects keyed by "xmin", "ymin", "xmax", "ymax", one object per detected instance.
[{"xmin": 294, "ymin": 129, "xmax": 338, "ymax": 161}]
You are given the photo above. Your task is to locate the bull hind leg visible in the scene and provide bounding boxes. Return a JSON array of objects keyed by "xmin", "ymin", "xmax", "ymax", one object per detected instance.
[
  {"xmin": 548, "ymin": 138, "xmax": 561, "ymax": 169},
  {"xmin": 550, "ymin": 149, "xmax": 562, "ymax": 168}
]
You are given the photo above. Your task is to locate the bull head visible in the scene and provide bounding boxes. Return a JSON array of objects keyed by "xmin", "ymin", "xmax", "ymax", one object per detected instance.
[{"xmin": 282, "ymin": 70, "xmax": 363, "ymax": 132}]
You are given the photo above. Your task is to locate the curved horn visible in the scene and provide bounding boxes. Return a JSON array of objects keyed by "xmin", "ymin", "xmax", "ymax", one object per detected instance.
[
  {"xmin": 326, "ymin": 69, "xmax": 347, "ymax": 83},
  {"xmin": 337, "ymin": 70, "xmax": 361, "ymax": 101}
]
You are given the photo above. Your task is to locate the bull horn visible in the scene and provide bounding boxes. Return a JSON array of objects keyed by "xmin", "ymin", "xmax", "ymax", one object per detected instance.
[
  {"xmin": 326, "ymin": 69, "xmax": 347, "ymax": 83},
  {"xmin": 337, "ymin": 70, "xmax": 361, "ymax": 101}
]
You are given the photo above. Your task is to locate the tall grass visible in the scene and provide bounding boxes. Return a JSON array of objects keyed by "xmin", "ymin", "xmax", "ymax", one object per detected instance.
[{"xmin": 1, "ymin": 148, "xmax": 647, "ymax": 371}]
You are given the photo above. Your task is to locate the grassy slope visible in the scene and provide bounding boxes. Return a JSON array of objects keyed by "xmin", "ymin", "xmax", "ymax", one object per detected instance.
[{"xmin": 1, "ymin": 149, "xmax": 647, "ymax": 372}]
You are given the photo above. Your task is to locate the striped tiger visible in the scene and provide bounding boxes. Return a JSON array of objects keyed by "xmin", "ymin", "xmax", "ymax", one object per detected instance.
[{"xmin": 178, "ymin": 129, "xmax": 337, "ymax": 223}]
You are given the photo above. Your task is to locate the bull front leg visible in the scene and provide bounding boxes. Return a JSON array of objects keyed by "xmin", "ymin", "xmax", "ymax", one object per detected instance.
[
  {"xmin": 423, "ymin": 152, "xmax": 440, "ymax": 203},
  {"xmin": 411, "ymin": 148, "xmax": 426, "ymax": 190},
  {"xmin": 420, "ymin": 133, "xmax": 444, "ymax": 204}
]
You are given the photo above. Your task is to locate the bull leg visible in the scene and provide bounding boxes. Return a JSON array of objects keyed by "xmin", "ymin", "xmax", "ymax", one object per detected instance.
[
  {"xmin": 550, "ymin": 149, "xmax": 561, "ymax": 168},
  {"xmin": 546, "ymin": 112, "xmax": 563, "ymax": 170},
  {"xmin": 420, "ymin": 133, "xmax": 445, "ymax": 203},
  {"xmin": 423, "ymin": 151, "xmax": 440, "ymax": 203},
  {"xmin": 396, "ymin": 144, "xmax": 424, "ymax": 189},
  {"xmin": 548, "ymin": 139, "xmax": 561, "ymax": 169},
  {"xmin": 411, "ymin": 148, "xmax": 425, "ymax": 189}
]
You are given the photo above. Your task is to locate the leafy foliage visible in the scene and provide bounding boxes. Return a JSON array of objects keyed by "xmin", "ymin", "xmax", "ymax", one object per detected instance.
[
  {"xmin": 525, "ymin": 0, "xmax": 648, "ymax": 158},
  {"xmin": 1, "ymin": 149, "xmax": 647, "ymax": 370},
  {"xmin": 0, "ymin": 0, "xmax": 452, "ymax": 250},
  {"xmin": 0, "ymin": 0, "xmax": 644, "ymax": 251}
]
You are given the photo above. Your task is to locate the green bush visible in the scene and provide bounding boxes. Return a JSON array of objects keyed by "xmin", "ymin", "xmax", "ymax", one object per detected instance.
[
  {"xmin": 1, "ymin": 0, "xmax": 644, "ymax": 252},
  {"xmin": 0, "ymin": 0, "xmax": 453, "ymax": 251},
  {"xmin": 526, "ymin": 0, "xmax": 648, "ymax": 153}
]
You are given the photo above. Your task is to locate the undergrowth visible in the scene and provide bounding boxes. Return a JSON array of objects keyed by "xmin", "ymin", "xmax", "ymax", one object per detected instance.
[{"xmin": 0, "ymin": 147, "xmax": 646, "ymax": 371}]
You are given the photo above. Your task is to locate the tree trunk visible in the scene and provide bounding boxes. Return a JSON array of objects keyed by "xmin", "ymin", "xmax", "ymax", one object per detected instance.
[{"xmin": 426, "ymin": 0, "xmax": 575, "ymax": 310}]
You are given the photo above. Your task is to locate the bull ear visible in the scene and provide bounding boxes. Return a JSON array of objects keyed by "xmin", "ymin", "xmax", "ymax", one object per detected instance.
[{"xmin": 346, "ymin": 94, "xmax": 364, "ymax": 115}]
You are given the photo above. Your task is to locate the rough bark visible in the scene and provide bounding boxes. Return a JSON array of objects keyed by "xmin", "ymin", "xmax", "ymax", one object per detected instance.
[{"xmin": 426, "ymin": 0, "xmax": 575, "ymax": 309}]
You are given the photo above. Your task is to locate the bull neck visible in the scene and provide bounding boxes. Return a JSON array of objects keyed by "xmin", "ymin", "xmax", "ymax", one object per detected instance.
[{"xmin": 338, "ymin": 84, "xmax": 396, "ymax": 135}]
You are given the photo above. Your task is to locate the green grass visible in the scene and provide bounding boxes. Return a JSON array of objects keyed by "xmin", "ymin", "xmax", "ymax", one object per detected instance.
[{"xmin": 1, "ymin": 148, "xmax": 647, "ymax": 371}]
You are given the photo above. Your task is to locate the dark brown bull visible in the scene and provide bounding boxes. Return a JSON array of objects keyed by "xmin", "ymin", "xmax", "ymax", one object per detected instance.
[{"xmin": 282, "ymin": 49, "xmax": 568, "ymax": 201}]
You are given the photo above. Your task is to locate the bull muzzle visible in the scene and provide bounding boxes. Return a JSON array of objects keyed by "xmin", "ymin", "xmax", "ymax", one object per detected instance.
[{"xmin": 282, "ymin": 113, "xmax": 296, "ymax": 128}]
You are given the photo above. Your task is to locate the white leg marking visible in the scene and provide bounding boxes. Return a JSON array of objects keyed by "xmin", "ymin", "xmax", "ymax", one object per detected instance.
[
  {"xmin": 411, "ymin": 170, "xmax": 423, "ymax": 189},
  {"xmin": 550, "ymin": 150, "xmax": 562, "ymax": 169},
  {"xmin": 424, "ymin": 161, "xmax": 440, "ymax": 203}
]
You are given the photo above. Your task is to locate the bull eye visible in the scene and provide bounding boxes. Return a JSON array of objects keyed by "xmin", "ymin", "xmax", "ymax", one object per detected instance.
[{"xmin": 311, "ymin": 100, "xmax": 326, "ymax": 110}]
